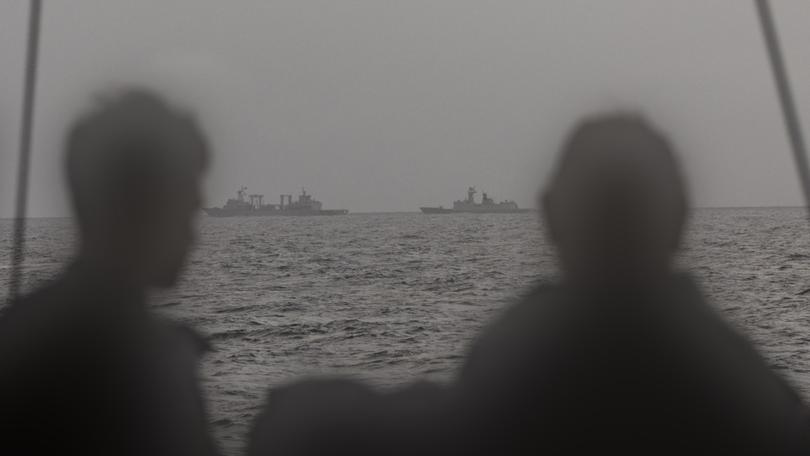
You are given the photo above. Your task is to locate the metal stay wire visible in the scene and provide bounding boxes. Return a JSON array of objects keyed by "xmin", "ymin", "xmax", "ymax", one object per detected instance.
[
  {"xmin": 755, "ymin": 0, "xmax": 810, "ymax": 209},
  {"xmin": 8, "ymin": 0, "xmax": 42, "ymax": 300}
]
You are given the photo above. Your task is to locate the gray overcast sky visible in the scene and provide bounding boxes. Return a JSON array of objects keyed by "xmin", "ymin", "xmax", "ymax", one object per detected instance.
[{"xmin": 2, "ymin": 0, "xmax": 810, "ymax": 217}]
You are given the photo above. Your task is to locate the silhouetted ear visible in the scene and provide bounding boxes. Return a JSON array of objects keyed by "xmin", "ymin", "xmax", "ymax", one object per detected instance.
[{"xmin": 540, "ymin": 188, "xmax": 559, "ymax": 244}]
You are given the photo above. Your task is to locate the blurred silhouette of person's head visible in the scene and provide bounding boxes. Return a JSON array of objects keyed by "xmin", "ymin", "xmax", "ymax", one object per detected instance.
[
  {"xmin": 65, "ymin": 90, "xmax": 208, "ymax": 288},
  {"xmin": 0, "ymin": 89, "xmax": 219, "ymax": 456},
  {"xmin": 542, "ymin": 114, "xmax": 686, "ymax": 288},
  {"xmin": 447, "ymin": 114, "xmax": 810, "ymax": 455}
]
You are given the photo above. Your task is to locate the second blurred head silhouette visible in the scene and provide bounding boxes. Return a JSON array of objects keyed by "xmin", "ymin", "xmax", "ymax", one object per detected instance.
[
  {"xmin": 0, "ymin": 90, "xmax": 218, "ymax": 456},
  {"xmin": 450, "ymin": 113, "xmax": 810, "ymax": 454}
]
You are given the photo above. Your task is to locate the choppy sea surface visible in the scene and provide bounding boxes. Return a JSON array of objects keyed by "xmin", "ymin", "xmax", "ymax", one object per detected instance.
[{"xmin": 3, "ymin": 208, "xmax": 810, "ymax": 454}]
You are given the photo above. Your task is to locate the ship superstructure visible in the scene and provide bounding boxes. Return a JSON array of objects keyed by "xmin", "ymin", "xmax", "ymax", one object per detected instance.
[
  {"xmin": 420, "ymin": 187, "xmax": 530, "ymax": 214},
  {"xmin": 204, "ymin": 187, "xmax": 348, "ymax": 217}
]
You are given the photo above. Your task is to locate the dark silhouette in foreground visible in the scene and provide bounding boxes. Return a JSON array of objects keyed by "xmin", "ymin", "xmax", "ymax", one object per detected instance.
[
  {"xmin": 249, "ymin": 378, "xmax": 445, "ymax": 456},
  {"xmin": 0, "ymin": 91, "xmax": 218, "ymax": 456},
  {"xmin": 249, "ymin": 114, "xmax": 810, "ymax": 456},
  {"xmin": 447, "ymin": 114, "xmax": 810, "ymax": 454}
]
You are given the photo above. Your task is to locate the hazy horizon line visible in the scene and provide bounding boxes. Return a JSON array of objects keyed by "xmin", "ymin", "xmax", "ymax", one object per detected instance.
[{"xmin": 0, "ymin": 204, "xmax": 807, "ymax": 220}]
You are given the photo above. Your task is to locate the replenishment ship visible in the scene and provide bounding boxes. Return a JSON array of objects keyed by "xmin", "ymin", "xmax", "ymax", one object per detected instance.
[
  {"xmin": 204, "ymin": 187, "xmax": 349, "ymax": 217},
  {"xmin": 420, "ymin": 187, "xmax": 530, "ymax": 214}
]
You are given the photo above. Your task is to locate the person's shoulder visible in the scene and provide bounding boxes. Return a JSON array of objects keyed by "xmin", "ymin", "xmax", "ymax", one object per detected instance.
[
  {"xmin": 261, "ymin": 377, "xmax": 379, "ymax": 418},
  {"xmin": 148, "ymin": 317, "xmax": 212, "ymax": 360},
  {"xmin": 0, "ymin": 276, "xmax": 73, "ymax": 349},
  {"xmin": 0, "ymin": 275, "xmax": 88, "ymax": 402},
  {"xmin": 250, "ymin": 378, "xmax": 447, "ymax": 456},
  {"xmin": 468, "ymin": 283, "xmax": 565, "ymax": 352},
  {"xmin": 669, "ymin": 276, "xmax": 809, "ymax": 423},
  {"xmin": 1, "ymin": 274, "xmax": 65, "ymax": 317},
  {"xmin": 502, "ymin": 282, "xmax": 564, "ymax": 319},
  {"xmin": 249, "ymin": 377, "xmax": 382, "ymax": 455},
  {"xmin": 457, "ymin": 283, "xmax": 567, "ymax": 384}
]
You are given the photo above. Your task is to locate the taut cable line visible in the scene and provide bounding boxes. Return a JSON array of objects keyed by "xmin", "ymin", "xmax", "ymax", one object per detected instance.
[
  {"xmin": 8, "ymin": 0, "xmax": 43, "ymax": 300},
  {"xmin": 755, "ymin": 0, "xmax": 810, "ymax": 208}
]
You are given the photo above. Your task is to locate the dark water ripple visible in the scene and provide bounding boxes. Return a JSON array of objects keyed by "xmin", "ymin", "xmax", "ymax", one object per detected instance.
[{"xmin": 4, "ymin": 209, "xmax": 810, "ymax": 454}]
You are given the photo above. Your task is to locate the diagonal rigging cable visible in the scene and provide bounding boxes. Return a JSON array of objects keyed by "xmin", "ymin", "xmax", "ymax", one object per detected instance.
[
  {"xmin": 755, "ymin": 0, "xmax": 810, "ymax": 208},
  {"xmin": 8, "ymin": 0, "xmax": 43, "ymax": 300}
]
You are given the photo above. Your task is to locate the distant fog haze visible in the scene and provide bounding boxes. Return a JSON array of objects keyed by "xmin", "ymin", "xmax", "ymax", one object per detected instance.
[{"xmin": 2, "ymin": 0, "xmax": 810, "ymax": 217}]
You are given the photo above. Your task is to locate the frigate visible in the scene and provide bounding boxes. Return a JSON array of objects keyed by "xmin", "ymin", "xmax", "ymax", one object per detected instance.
[{"xmin": 420, "ymin": 187, "xmax": 530, "ymax": 214}]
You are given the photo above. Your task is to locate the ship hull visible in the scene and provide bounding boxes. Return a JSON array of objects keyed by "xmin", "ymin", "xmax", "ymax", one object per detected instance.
[
  {"xmin": 420, "ymin": 207, "xmax": 531, "ymax": 214},
  {"xmin": 203, "ymin": 208, "xmax": 348, "ymax": 217},
  {"xmin": 420, "ymin": 207, "xmax": 455, "ymax": 214},
  {"xmin": 454, "ymin": 207, "xmax": 532, "ymax": 214}
]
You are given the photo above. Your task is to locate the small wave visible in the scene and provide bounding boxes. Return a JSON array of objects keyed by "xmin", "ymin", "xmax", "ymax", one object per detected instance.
[
  {"xmin": 212, "ymin": 418, "xmax": 235, "ymax": 427},
  {"xmin": 216, "ymin": 304, "xmax": 263, "ymax": 314},
  {"xmin": 210, "ymin": 328, "xmax": 251, "ymax": 340}
]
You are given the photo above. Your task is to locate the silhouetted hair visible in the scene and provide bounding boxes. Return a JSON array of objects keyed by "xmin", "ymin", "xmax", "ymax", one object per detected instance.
[
  {"xmin": 65, "ymin": 89, "xmax": 209, "ymax": 233},
  {"xmin": 550, "ymin": 113, "xmax": 687, "ymax": 213},
  {"xmin": 553, "ymin": 113, "xmax": 684, "ymax": 194}
]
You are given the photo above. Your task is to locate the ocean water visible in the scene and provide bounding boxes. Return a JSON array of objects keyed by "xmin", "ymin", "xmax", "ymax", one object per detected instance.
[{"xmin": 3, "ymin": 208, "xmax": 810, "ymax": 454}]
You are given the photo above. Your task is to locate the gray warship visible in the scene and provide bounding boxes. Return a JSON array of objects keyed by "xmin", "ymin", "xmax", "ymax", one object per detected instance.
[
  {"xmin": 204, "ymin": 187, "xmax": 348, "ymax": 217},
  {"xmin": 420, "ymin": 187, "xmax": 530, "ymax": 214}
]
